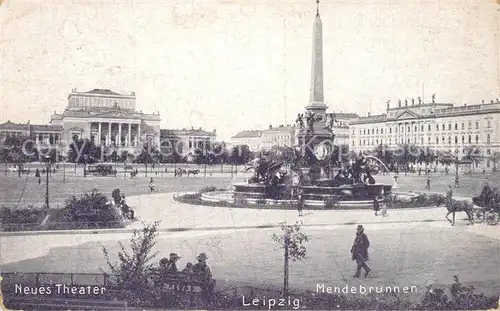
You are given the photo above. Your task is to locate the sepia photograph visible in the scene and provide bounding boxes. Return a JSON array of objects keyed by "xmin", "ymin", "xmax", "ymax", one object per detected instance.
[{"xmin": 0, "ymin": 0, "xmax": 499, "ymax": 310}]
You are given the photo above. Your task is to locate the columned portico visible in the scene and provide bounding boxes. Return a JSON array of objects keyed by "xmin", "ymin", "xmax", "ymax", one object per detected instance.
[
  {"xmin": 87, "ymin": 121, "xmax": 145, "ymax": 147},
  {"xmin": 128, "ymin": 124, "xmax": 132, "ymax": 147}
]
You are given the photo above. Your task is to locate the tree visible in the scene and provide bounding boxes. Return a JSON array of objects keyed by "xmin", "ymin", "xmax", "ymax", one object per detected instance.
[
  {"xmin": 135, "ymin": 142, "xmax": 157, "ymax": 176},
  {"xmin": 490, "ymin": 151, "xmax": 500, "ymax": 172},
  {"xmin": 102, "ymin": 221, "xmax": 160, "ymax": 306},
  {"xmin": 461, "ymin": 146, "xmax": 484, "ymax": 173},
  {"xmin": 272, "ymin": 222, "xmax": 308, "ymax": 296},
  {"xmin": 229, "ymin": 145, "xmax": 254, "ymax": 166},
  {"xmin": 438, "ymin": 150, "xmax": 455, "ymax": 166}
]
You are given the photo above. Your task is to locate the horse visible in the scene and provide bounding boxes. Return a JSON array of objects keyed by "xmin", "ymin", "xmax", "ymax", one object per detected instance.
[
  {"xmin": 187, "ymin": 169, "xmax": 200, "ymax": 177},
  {"xmin": 445, "ymin": 199, "xmax": 474, "ymax": 226}
]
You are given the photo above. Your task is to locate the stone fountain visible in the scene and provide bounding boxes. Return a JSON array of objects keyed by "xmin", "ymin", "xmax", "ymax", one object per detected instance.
[{"xmin": 227, "ymin": 1, "xmax": 393, "ymax": 208}]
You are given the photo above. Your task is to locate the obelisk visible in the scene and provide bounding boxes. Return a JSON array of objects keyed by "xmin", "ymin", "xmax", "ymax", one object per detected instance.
[
  {"xmin": 297, "ymin": 0, "xmax": 334, "ymax": 182},
  {"xmin": 305, "ymin": 0, "xmax": 328, "ymax": 131}
]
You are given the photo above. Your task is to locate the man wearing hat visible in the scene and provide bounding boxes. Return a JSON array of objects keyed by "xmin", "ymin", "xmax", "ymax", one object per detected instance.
[
  {"xmin": 193, "ymin": 253, "xmax": 216, "ymax": 293},
  {"xmin": 351, "ymin": 225, "xmax": 371, "ymax": 278},
  {"xmin": 166, "ymin": 253, "xmax": 181, "ymax": 273}
]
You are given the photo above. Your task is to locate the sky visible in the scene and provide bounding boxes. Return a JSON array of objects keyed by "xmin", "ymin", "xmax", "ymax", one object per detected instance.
[{"xmin": 1, "ymin": 0, "xmax": 499, "ymax": 141}]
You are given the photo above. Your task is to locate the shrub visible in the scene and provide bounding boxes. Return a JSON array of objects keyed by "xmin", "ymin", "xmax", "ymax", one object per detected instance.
[
  {"xmin": 414, "ymin": 275, "xmax": 498, "ymax": 310},
  {"xmin": 324, "ymin": 195, "xmax": 340, "ymax": 209},
  {"xmin": 102, "ymin": 221, "xmax": 161, "ymax": 307},
  {"xmin": 62, "ymin": 189, "xmax": 123, "ymax": 223},
  {"xmin": 199, "ymin": 186, "xmax": 218, "ymax": 194},
  {"xmin": 0, "ymin": 205, "xmax": 46, "ymax": 224},
  {"xmin": 255, "ymin": 198, "xmax": 267, "ymax": 205}
]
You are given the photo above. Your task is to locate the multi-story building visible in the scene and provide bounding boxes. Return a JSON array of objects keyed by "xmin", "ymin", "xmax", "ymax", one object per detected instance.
[
  {"xmin": 349, "ymin": 98, "xmax": 500, "ymax": 167},
  {"xmin": 261, "ymin": 125, "xmax": 296, "ymax": 151},
  {"xmin": 230, "ymin": 130, "xmax": 263, "ymax": 152},
  {"xmin": 50, "ymin": 89, "xmax": 161, "ymax": 149},
  {"xmin": 331, "ymin": 112, "xmax": 359, "ymax": 146},
  {"xmin": 160, "ymin": 128, "xmax": 217, "ymax": 156},
  {"xmin": 0, "ymin": 121, "xmax": 63, "ymax": 145}
]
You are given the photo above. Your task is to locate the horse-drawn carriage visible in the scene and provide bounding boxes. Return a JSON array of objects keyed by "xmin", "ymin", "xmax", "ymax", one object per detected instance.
[{"xmin": 472, "ymin": 185, "xmax": 500, "ymax": 225}]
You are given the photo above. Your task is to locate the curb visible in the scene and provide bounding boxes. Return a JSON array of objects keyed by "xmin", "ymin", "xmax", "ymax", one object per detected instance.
[{"xmin": 0, "ymin": 218, "xmax": 454, "ymax": 237}]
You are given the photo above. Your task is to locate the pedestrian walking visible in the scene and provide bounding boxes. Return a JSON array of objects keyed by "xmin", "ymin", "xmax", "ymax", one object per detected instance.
[
  {"xmin": 149, "ymin": 177, "xmax": 155, "ymax": 192},
  {"xmin": 426, "ymin": 176, "xmax": 431, "ymax": 190},
  {"xmin": 381, "ymin": 194, "xmax": 389, "ymax": 217},
  {"xmin": 373, "ymin": 196, "xmax": 380, "ymax": 216},
  {"xmin": 297, "ymin": 187, "xmax": 304, "ymax": 217},
  {"xmin": 351, "ymin": 225, "xmax": 371, "ymax": 278}
]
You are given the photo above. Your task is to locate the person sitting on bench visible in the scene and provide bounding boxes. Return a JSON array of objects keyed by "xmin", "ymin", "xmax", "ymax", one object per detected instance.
[{"xmin": 193, "ymin": 253, "xmax": 215, "ymax": 293}]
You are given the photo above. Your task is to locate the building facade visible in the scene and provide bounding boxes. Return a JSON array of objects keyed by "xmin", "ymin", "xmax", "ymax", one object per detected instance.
[
  {"xmin": 349, "ymin": 98, "xmax": 500, "ymax": 166},
  {"xmin": 331, "ymin": 112, "xmax": 359, "ymax": 146},
  {"xmin": 261, "ymin": 125, "xmax": 296, "ymax": 151},
  {"xmin": 230, "ymin": 130, "xmax": 263, "ymax": 152},
  {"xmin": 160, "ymin": 128, "xmax": 217, "ymax": 156},
  {"xmin": 50, "ymin": 89, "xmax": 161, "ymax": 149},
  {"xmin": 0, "ymin": 121, "xmax": 63, "ymax": 145}
]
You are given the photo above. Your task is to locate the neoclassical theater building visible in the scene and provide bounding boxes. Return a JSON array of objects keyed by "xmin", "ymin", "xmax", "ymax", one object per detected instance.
[
  {"xmin": 0, "ymin": 88, "xmax": 219, "ymax": 158},
  {"xmin": 49, "ymin": 89, "xmax": 161, "ymax": 149}
]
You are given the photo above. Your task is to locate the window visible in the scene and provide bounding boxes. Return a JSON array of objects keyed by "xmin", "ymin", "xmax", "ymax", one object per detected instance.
[
  {"xmin": 468, "ymin": 121, "xmax": 471, "ymax": 129},
  {"xmin": 461, "ymin": 123, "xmax": 464, "ymax": 130},
  {"xmin": 428, "ymin": 137, "xmax": 431, "ymax": 143},
  {"xmin": 359, "ymin": 139, "xmax": 362, "ymax": 146},
  {"xmin": 436, "ymin": 137, "xmax": 439, "ymax": 144},
  {"xmin": 363, "ymin": 129, "xmax": 366, "ymax": 135},
  {"xmin": 487, "ymin": 149, "xmax": 491, "ymax": 155},
  {"xmin": 436, "ymin": 124, "xmax": 439, "ymax": 131},
  {"xmin": 476, "ymin": 121, "xmax": 479, "ymax": 129},
  {"xmin": 462, "ymin": 135, "xmax": 464, "ymax": 143},
  {"xmin": 414, "ymin": 126, "xmax": 417, "ymax": 132},
  {"xmin": 363, "ymin": 139, "xmax": 365, "ymax": 145},
  {"xmin": 442, "ymin": 124, "xmax": 445, "ymax": 130},
  {"xmin": 455, "ymin": 136, "xmax": 458, "ymax": 143},
  {"xmin": 468, "ymin": 135, "xmax": 471, "ymax": 143},
  {"xmin": 376, "ymin": 128, "xmax": 378, "ymax": 134},
  {"xmin": 376, "ymin": 139, "xmax": 379, "ymax": 145},
  {"xmin": 487, "ymin": 134, "xmax": 491, "ymax": 144},
  {"xmin": 389, "ymin": 128, "xmax": 392, "ymax": 134},
  {"xmin": 442, "ymin": 136, "xmax": 445, "ymax": 143},
  {"xmin": 372, "ymin": 129, "xmax": 375, "ymax": 134},
  {"xmin": 421, "ymin": 137, "xmax": 424, "ymax": 144},
  {"xmin": 428, "ymin": 124, "xmax": 431, "ymax": 131},
  {"xmin": 408, "ymin": 126, "xmax": 411, "ymax": 132},
  {"xmin": 475, "ymin": 135, "xmax": 479, "ymax": 143},
  {"xmin": 389, "ymin": 138, "xmax": 391, "ymax": 144},
  {"xmin": 352, "ymin": 140, "xmax": 355, "ymax": 146},
  {"xmin": 408, "ymin": 138, "xmax": 410, "ymax": 144},
  {"xmin": 448, "ymin": 136, "xmax": 451, "ymax": 144},
  {"xmin": 448, "ymin": 124, "xmax": 451, "ymax": 130},
  {"xmin": 381, "ymin": 129, "xmax": 384, "ymax": 134},
  {"xmin": 360, "ymin": 130, "xmax": 362, "ymax": 135},
  {"xmin": 455, "ymin": 123, "xmax": 458, "ymax": 130},
  {"xmin": 421, "ymin": 125, "xmax": 424, "ymax": 132},
  {"xmin": 487, "ymin": 120, "xmax": 491, "ymax": 128}
]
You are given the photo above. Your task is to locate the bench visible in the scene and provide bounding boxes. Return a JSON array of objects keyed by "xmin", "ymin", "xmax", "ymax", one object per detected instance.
[
  {"xmin": 152, "ymin": 271, "xmax": 215, "ymax": 294},
  {"xmin": 4, "ymin": 296, "xmax": 130, "ymax": 310}
]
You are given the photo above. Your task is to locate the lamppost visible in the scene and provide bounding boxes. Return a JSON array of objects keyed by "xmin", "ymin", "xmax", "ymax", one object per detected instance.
[
  {"xmin": 44, "ymin": 155, "xmax": 50, "ymax": 209},
  {"xmin": 454, "ymin": 152, "xmax": 460, "ymax": 188},
  {"xmin": 63, "ymin": 157, "xmax": 66, "ymax": 183}
]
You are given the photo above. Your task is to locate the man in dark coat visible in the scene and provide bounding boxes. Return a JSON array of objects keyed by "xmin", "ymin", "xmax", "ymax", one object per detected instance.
[{"xmin": 351, "ymin": 225, "xmax": 371, "ymax": 278}]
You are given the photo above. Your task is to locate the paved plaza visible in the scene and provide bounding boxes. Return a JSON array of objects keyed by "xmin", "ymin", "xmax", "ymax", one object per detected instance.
[
  {"xmin": 1, "ymin": 225, "xmax": 499, "ymax": 299},
  {"xmin": 1, "ymin": 170, "xmax": 499, "ymax": 302}
]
